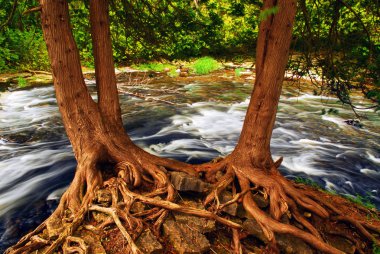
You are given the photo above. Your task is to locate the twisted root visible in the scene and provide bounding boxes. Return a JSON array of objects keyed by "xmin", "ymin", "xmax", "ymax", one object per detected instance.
[{"xmin": 6, "ymin": 153, "xmax": 380, "ymax": 254}]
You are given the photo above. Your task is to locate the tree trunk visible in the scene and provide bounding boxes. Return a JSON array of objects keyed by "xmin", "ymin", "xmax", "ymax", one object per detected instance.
[
  {"xmin": 232, "ymin": 0, "xmax": 297, "ymax": 168},
  {"xmin": 40, "ymin": 0, "xmax": 103, "ymax": 160},
  {"xmin": 89, "ymin": 0, "xmax": 124, "ymax": 132}
]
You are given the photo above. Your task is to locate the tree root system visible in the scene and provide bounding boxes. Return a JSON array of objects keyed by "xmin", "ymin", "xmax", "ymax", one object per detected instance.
[{"xmin": 5, "ymin": 154, "xmax": 380, "ymax": 254}]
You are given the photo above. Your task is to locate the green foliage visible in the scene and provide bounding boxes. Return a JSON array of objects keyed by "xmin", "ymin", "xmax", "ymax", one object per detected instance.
[
  {"xmin": 192, "ymin": 57, "xmax": 221, "ymax": 75},
  {"xmin": 294, "ymin": 177, "xmax": 321, "ymax": 189},
  {"xmin": 235, "ymin": 67, "xmax": 245, "ymax": 77},
  {"xmin": 259, "ymin": 6, "xmax": 279, "ymax": 21},
  {"xmin": 16, "ymin": 76, "xmax": 27, "ymax": 88},
  {"xmin": 0, "ymin": 0, "xmax": 379, "ymax": 113},
  {"xmin": 291, "ymin": 0, "xmax": 380, "ymax": 111},
  {"xmin": 344, "ymin": 193, "xmax": 376, "ymax": 210},
  {"xmin": 0, "ymin": 29, "xmax": 50, "ymax": 72}
]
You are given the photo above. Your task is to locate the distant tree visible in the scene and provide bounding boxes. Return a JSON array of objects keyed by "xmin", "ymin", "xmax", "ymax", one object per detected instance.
[{"xmin": 6, "ymin": 0, "xmax": 379, "ymax": 253}]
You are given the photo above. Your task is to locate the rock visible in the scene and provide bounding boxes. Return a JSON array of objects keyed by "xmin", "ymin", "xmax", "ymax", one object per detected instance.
[
  {"xmin": 236, "ymin": 204, "xmax": 256, "ymax": 219},
  {"xmin": 242, "ymin": 219, "xmax": 267, "ymax": 243},
  {"xmin": 170, "ymin": 172, "xmax": 210, "ymax": 193},
  {"xmin": 130, "ymin": 201, "xmax": 146, "ymax": 213},
  {"xmin": 174, "ymin": 200, "xmax": 215, "ymax": 233},
  {"xmin": 252, "ymin": 194, "xmax": 269, "ymax": 208},
  {"xmin": 276, "ymin": 234, "xmax": 313, "ymax": 254},
  {"xmin": 163, "ymin": 219, "xmax": 211, "ymax": 254},
  {"xmin": 243, "ymin": 219, "xmax": 313, "ymax": 254},
  {"xmin": 280, "ymin": 212, "xmax": 291, "ymax": 224},
  {"xmin": 25, "ymin": 74, "xmax": 53, "ymax": 86},
  {"xmin": 96, "ymin": 189, "xmax": 112, "ymax": 204},
  {"xmin": 136, "ymin": 229, "xmax": 163, "ymax": 254},
  {"xmin": 78, "ymin": 230, "xmax": 106, "ymax": 254},
  {"xmin": 344, "ymin": 119, "xmax": 362, "ymax": 128},
  {"xmin": 326, "ymin": 235, "xmax": 356, "ymax": 254},
  {"xmin": 219, "ymin": 191, "xmax": 238, "ymax": 216}
]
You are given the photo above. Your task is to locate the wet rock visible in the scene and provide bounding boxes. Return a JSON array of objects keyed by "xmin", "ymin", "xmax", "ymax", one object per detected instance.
[
  {"xmin": 243, "ymin": 219, "xmax": 313, "ymax": 253},
  {"xmin": 344, "ymin": 119, "xmax": 362, "ymax": 128},
  {"xmin": 136, "ymin": 229, "xmax": 163, "ymax": 254},
  {"xmin": 276, "ymin": 234, "xmax": 313, "ymax": 254},
  {"xmin": 242, "ymin": 219, "xmax": 267, "ymax": 243},
  {"xmin": 170, "ymin": 172, "xmax": 210, "ymax": 193},
  {"xmin": 326, "ymin": 235, "xmax": 355, "ymax": 254},
  {"xmin": 163, "ymin": 219, "xmax": 211, "ymax": 254},
  {"xmin": 174, "ymin": 200, "xmax": 215, "ymax": 233},
  {"xmin": 236, "ymin": 193, "xmax": 268, "ymax": 219},
  {"xmin": 219, "ymin": 191, "xmax": 238, "ymax": 216}
]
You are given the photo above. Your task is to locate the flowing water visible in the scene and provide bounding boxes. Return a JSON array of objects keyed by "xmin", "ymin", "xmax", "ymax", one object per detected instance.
[{"xmin": 0, "ymin": 75, "xmax": 379, "ymax": 251}]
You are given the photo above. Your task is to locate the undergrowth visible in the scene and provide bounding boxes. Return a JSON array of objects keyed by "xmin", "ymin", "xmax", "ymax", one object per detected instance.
[
  {"xmin": 192, "ymin": 57, "xmax": 221, "ymax": 75},
  {"xmin": 16, "ymin": 77, "xmax": 27, "ymax": 88}
]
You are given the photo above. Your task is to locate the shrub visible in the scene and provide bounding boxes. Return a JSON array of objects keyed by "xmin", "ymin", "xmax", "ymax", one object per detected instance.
[
  {"xmin": 17, "ymin": 77, "xmax": 27, "ymax": 88},
  {"xmin": 192, "ymin": 57, "xmax": 221, "ymax": 75}
]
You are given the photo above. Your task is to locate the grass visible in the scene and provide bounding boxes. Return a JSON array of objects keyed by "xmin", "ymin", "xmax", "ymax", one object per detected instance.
[
  {"xmin": 294, "ymin": 177, "xmax": 377, "ymax": 211},
  {"xmin": 235, "ymin": 67, "xmax": 245, "ymax": 77},
  {"xmin": 17, "ymin": 76, "xmax": 27, "ymax": 88},
  {"xmin": 132, "ymin": 62, "xmax": 176, "ymax": 72},
  {"xmin": 344, "ymin": 193, "xmax": 376, "ymax": 210},
  {"xmin": 192, "ymin": 57, "xmax": 221, "ymax": 75},
  {"xmin": 294, "ymin": 177, "xmax": 321, "ymax": 189}
]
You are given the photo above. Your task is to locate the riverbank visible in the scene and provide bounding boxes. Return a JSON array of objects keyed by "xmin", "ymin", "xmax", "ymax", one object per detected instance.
[{"xmin": 1, "ymin": 66, "xmax": 379, "ymax": 253}]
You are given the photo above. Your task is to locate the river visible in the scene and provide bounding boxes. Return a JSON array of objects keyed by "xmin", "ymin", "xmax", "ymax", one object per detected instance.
[{"xmin": 0, "ymin": 74, "xmax": 379, "ymax": 251}]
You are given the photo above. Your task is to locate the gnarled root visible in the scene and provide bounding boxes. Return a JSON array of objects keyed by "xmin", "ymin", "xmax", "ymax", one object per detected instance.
[
  {"xmin": 197, "ymin": 156, "xmax": 380, "ymax": 254},
  {"xmin": 6, "ymin": 150, "xmax": 380, "ymax": 254}
]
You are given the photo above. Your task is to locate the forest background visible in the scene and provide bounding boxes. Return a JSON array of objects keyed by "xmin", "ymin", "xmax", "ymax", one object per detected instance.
[{"xmin": 0, "ymin": 0, "xmax": 379, "ymax": 108}]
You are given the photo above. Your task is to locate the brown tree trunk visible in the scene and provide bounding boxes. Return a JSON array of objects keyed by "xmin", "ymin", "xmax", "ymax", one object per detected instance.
[
  {"xmin": 89, "ymin": 0, "xmax": 124, "ymax": 132},
  {"xmin": 232, "ymin": 0, "xmax": 297, "ymax": 168},
  {"xmin": 39, "ymin": 0, "xmax": 103, "ymax": 159}
]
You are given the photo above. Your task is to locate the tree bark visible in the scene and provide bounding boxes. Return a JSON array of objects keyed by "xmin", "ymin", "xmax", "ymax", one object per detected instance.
[
  {"xmin": 89, "ymin": 0, "xmax": 124, "ymax": 132},
  {"xmin": 40, "ymin": 0, "xmax": 103, "ymax": 159},
  {"xmin": 233, "ymin": 0, "xmax": 297, "ymax": 168}
]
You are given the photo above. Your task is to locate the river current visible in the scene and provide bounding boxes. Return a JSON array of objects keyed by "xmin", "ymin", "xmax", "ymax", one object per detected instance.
[{"xmin": 0, "ymin": 77, "xmax": 379, "ymax": 251}]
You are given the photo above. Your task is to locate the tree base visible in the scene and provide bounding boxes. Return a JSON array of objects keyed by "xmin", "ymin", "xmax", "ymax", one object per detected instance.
[{"xmin": 5, "ymin": 153, "xmax": 380, "ymax": 254}]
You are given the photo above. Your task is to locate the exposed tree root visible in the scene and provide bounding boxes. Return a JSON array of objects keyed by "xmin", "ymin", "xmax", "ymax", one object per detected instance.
[{"xmin": 5, "ymin": 151, "xmax": 380, "ymax": 254}]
